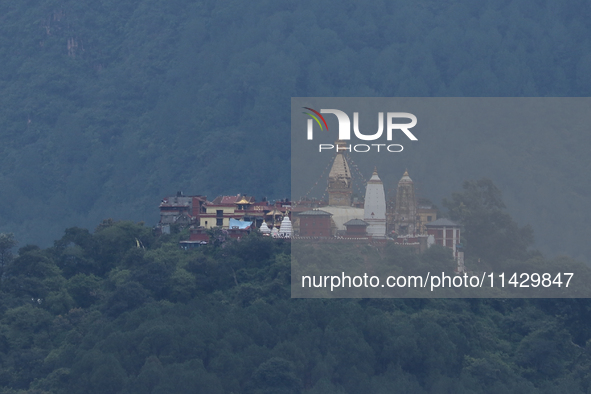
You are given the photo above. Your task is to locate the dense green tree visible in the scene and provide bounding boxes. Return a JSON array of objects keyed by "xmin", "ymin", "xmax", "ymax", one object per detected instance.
[
  {"xmin": 443, "ymin": 178, "xmax": 534, "ymax": 265},
  {"xmin": 130, "ymin": 356, "xmax": 164, "ymax": 394},
  {"xmin": 0, "ymin": 233, "xmax": 17, "ymax": 288},
  {"xmin": 6, "ymin": 247, "xmax": 62, "ymax": 300},
  {"xmin": 246, "ymin": 357, "xmax": 302, "ymax": 394},
  {"xmin": 0, "ymin": 179, "xmax": 587, "ymax": 393},
  {"xmin": 104, "ymin": 281, "xmax": 150, "ymax": 317},
  {"xmin": 66, "ymin": 274, "xmax": 101, "ymax": 308}
]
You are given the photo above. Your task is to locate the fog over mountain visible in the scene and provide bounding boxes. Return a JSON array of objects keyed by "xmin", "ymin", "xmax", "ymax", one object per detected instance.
[{"xmin": 1, "ymin": 0, "xmax": 590, "ymax": 261}]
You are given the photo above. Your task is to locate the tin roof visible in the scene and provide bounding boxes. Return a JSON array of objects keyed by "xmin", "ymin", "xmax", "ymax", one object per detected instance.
[
  {"xmin": 211, "ymin": 195, "xmax": 241, "ymax": 205},
  {"xmin": 297, "ymin": 209, "xmax": 332, "ymax": 216},
  {"xmin": 425, "ymin": 218, "xmax": 459, "ymax": 227},
  {"xmin": 344, "ymin": 219, "xmax": 369, "ymax": 226}
]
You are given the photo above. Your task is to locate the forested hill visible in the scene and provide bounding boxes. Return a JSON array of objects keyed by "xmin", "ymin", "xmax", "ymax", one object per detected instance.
[
  {"xmin": 0, "ymin": 223, "xmax": 590, "ymax": 393},
  {"xmin": 1, "ymin": 0, "xmax": 591, "ymax": 261}
]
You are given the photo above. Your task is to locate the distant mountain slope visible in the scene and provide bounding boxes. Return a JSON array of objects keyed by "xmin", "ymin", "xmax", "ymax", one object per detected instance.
[{"xmin": 0, "ymin": 0, "xmax": 590, "ymax": 261}]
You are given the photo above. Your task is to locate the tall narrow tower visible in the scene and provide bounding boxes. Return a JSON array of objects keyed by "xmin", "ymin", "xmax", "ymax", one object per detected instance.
[
  {"xmin": 327, "ymin": 141, "xmax": 352, "ymax": 206},
  {"xmin": 364, "ymin": 167, "xmax": 386, "ymax": 237},
  {"xmin": 394, "ymin": 170, "xmax": 417, "ymax": 235}
]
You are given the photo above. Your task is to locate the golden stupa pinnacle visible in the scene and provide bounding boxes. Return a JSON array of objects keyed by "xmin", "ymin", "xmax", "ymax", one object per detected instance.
[{"xmin": 335, "ymin": 140, "xmax": 347, "ymax": 151}]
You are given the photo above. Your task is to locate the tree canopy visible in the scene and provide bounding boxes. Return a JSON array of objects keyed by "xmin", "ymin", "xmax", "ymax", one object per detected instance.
[
  {"xmin": 443, "ymin": 178, "xmax": 534, "ymax": 264},
  {"xmin": 0, "ymin": 208, "xmax": 585, "ymax": 392}
]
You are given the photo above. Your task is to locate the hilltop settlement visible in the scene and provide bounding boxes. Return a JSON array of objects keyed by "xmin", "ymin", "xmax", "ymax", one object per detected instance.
[{"xmin": 156, "ymin": 141, "xmax": 465, "ymax": 272}]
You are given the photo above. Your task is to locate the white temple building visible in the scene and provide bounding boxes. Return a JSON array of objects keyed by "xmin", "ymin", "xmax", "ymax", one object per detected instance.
[
  {"xmin": 278, "ymin": 216, "xmax": 292, "ymax": 238},
  {"xmin": 363, "ymin": 167, "xmax": 386, "ymax": 237},
  {"xmin": 259, "ymin": 221, "xmax": 271, "ymax": 235},
  {"xmin": 321, "ymin": 206, "xmax": 364, "ymax": 233}
]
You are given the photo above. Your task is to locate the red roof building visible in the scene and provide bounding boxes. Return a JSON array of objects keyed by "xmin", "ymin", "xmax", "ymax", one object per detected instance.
[
  {"xmin": 297, "ymin": 210, "xmax": 333, "ymax": 237},
  {"xmin": 344, "ymin": 219, "xmax": 369, "ymax": 237}
]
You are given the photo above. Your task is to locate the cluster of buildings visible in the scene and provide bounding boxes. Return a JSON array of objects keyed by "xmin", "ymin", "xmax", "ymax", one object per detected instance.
[
  {"xmin": 156, "ymin": 140, "xmax": 464, "ymax": 270},
  {"xmin": 157, "ymin": 192, "xmax": 293, "ymax": 245},
  {"xmin": 292, "ymin": 141, "xmax": 461, "ymax": 260}
]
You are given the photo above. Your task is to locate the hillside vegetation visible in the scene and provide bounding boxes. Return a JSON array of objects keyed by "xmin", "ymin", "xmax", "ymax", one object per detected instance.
[{"xmin": 0, "ymin": 185, "xmax": 589, "ymax": 393}]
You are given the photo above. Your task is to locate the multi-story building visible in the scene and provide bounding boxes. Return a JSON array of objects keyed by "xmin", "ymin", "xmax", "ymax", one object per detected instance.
[
  {"xmin": 417, "ymin": 204, "xmax": 438, "ymax": 234},
  {"xmin": 200, "ymin": 195, "xmax": 250, "ymax": 228},
  {"xmin": 199, "ymin": 195, "xmax": 289, "ymax": 229},
  {"xmin": 425, "ymin": 218, "xmax": 461, "ymax": 258},
  {"xmin": 158, "ymin": 192, "xmax": 206, "ymax": 228}
]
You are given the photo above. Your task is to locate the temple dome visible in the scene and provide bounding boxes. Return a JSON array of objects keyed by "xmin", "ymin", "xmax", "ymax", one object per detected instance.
[
  {"xmin": 259, "ymin": 222, "xmax": 271, "ymax": 234},
  {"xmin": 278, "ymin": 216, "xmax": 292, "ymax": 238}
]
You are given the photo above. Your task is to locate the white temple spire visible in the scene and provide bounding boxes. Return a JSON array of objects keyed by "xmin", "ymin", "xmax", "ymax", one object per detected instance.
[{"xmin": 363, "ymin": 167, "xmax": 386, "ymax": 237}]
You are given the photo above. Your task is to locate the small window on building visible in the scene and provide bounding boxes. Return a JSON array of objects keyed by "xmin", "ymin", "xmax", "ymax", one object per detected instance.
[
  {"xmin": 427, "ymin": 216, "xmax": 432, "ymax": 222},
  {"xmin": 216, "ymin": 218, "xmax": 223, "ymax": 226},
  {"xmin": 205, "ymin": 221, "xmax": 208, "ymax": 225},
  {"xmin": 216, "ymin": 210, "xmax": 223, "ymax": 217}
]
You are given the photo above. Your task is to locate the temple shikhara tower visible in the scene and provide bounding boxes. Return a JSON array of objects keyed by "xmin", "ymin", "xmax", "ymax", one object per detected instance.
[
  {"xmin": 320, "ymin": 140, "xmax": 364, "ymax": 232},
  {"xmin": 327, "ymin": 140, "xmax": 352, "ymax": 206},
  {"xmin": 393, "ymin": 170, "xmax": 417, "ymax": 235},
  {"xmin": 363, "ymin": 167, "xmax": 386, "ymax": 237}
]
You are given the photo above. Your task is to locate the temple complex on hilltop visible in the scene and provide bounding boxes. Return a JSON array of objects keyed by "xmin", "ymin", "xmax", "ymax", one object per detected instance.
[
  {"xmin": 157, "ymin": 147, "xmax": 463, "ymax": 269},
  {"xmin": 289, "ymin": 147, "xmax": 462, "ymax": 268},
  {"xmin": 291, "ymin": 144, "xmax": 439, "ymax": 241}
]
